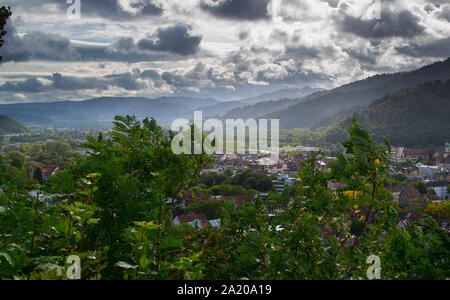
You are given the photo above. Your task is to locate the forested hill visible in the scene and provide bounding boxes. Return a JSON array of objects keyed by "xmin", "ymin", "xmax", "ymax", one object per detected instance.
[
  {"xmin": 228, "ymin": 58, "xmax": 450, "ymax": 129},
  {"xmin": 0, "ymin": 115, "xmax": 28, "ymax": 134},
  {"xmin": 324, "ymin": 80, "xmax": 450, "ymax": 147}
]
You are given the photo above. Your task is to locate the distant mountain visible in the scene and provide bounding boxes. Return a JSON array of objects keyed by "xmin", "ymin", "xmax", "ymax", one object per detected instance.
[
  {"xmin": 222, "ymin": 97, "xmax": 303, "ymax": 120},
  {"xmin": 323, "ymin": 80, "xmax": 450, "ymax": 147},
  {"xmin": 198, "ymin": 87, "xmax": 324, "ymax": 118},
  {"xmin": 225, "ymin": 58, "xmax": 450, "ymax": 129},
  {"xmin": 0, "ymin": 96, "xmax": 219, "ymax": 128},
  {"xmin": 240, "ymin": 87, "xmax": 324, "ymax": 105},
  {"xmin": 0, "ymin": 115, "xmax": 28, "ymax": 134}
]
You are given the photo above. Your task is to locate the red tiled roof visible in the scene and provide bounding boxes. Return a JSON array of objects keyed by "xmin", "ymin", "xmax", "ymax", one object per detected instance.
[
  {"xmin": 401, "ymin": 187, "xmax": 421, "ymax": 199},
  {"xmin": 405, "ymin": 149, "xmax": 434, "ymax": 156},
  {"xmin": 176, "ymin": 213, "xmax": 208, "ymax": 223},
  {"xmin": 426, "ymin": 194, "xmax": 439, "ymax": 201},
  {"xmin": 427, "ymin": 181, "xmax": 448, "ymax": 188}
]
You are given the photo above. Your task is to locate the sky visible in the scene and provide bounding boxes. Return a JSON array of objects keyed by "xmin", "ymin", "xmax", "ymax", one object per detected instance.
[{"xmin": 0, "ymin": 0, "xmax": 449, "ymax": 104}]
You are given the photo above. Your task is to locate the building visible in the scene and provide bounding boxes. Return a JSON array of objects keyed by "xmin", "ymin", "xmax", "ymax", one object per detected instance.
[
  {"xmin": 399, "ymin": 187, "xmax": 422, "ymax": 208},
  {"xmin": 387, "ymin": 186, "xmax": 406, "ymax": 203},
  {"xmin": 405, "ymin": 148, "xmax": 435, "ymax": 162},
  {"xmin": 173, "ymin": 213, "xmax": 209, "ymax": 228},
  {"xmin": 273, "ymin": 174, "xmax": 295, "ymax": 194},
  {"xmin": 437, "ymin": 156, "xmax": 450, "ymax": 171},
  {"xmin": 391, "ymin": 146, "xmax": 406, "ymax": 163},
  {"xmin": 417, "ymin": 163, "xmax": 440, "ymax": 180},
  {"xmin": 426, "ymin": 181, "xmax": 448, "ymax": 201}
]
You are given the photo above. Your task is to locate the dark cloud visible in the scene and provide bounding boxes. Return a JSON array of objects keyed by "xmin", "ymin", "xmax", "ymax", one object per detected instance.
[
  {"xmin": 0, "ymin": 23, "xmax": 79, "ymax": 62},
  {"xmin": 343, "ymin": 48, "xmax": 377, "ymax": 65},
  {"xmin": 0, "ymin": 72, "xmax": 147, "ymax": 93},
  {"xmin": 0, "ymin": 78, "xmax": 45, "ymax": 93},
  {"xmin": 239, "ymin": 31, "xmax": 249, "ymax": 40},
  {"xmin": 321, "ymin": 0, "xmax": 340, "ymax": 8},
  {"xmin": 396, "ymin": 38, "xmax": 450, "ymax": 58},
  {"xmin": 161, "ymin": 72, "xmax": 187, "ymax": 87},
  {"xmin": 140, "ymin": 69, "xmax": 162, "ymax": 81},
  {"xmin": 200, "ymin": 0, "xmax": 271, "ymax": 21},
  {"xmin": 437, "ymin": 5, "xmax": 450, "ymax": 22},
  {"xmin": 338, "ymin": 10, "xmax": 425, "ymax": 39},
  {"xmin": 137, "ymin": 24, "xmax": 202, "ymax": 56},
  {"xmin": 104, "ymin": 72, "xmax": 145, "ymax": 91},
  {"xmin": 284, "ymin": 45, "xmax": 321, "ymax": 60},
  {"xmin": 51, "ymin": 73, "xmax": 109, "ymax": 91},
  {"xmin": 5, "ymin": 0, "xmax": 163, "ymax": 20},
  {"xmin": 0, "ymin": 22, "xmax": 201, "ymax": 63}
]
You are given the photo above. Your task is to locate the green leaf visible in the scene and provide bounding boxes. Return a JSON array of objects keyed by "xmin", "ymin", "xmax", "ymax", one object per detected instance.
[{"xmin": 0, "ymin": 252, "xmax": 14, "ymax": 267}]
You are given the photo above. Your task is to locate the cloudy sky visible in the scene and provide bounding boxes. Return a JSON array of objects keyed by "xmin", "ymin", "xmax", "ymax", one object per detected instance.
[{"xmin": 0, "ymin": 0, "xmax": 449, "ymax": 104}]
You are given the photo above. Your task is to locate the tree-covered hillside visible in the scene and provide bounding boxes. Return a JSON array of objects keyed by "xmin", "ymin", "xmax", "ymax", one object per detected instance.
[
  {"xmin": 324, "ymin": 80, "xmax": 450, "ymax": 147},
  {"xmin": 267, "ymin": 58, "xmax": 450, "ymax": 129},
  {"xmin": 223, "ymin": 58, "xmax": 450, "ymax": 129},
  {"xmin": 0, "ymin": 115, "xmax": 28, "ymax": 134}
]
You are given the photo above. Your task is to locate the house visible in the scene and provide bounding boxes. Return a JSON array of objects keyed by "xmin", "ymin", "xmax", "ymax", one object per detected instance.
[
  {"xmin": 416, "ymin": 163, "xmax": 440, "ymax": 180},
  {"xmin": 209, "ymin": 219, "xmax": 221, "ymax": 228},
  {"xmin": 387, "ymin": 186, "xmax": 405, "ymax": 202},
  {"xmin": 40, "ymin": 165, "xmax": 62, "ymax": 181},
  {"xmin": 173, "ymin": 213, "xmax": 221, "ymax": 229},
  {"xmin": 426, "ymin": 193, "xmax": 439, "ymax": 201},
  {"xmin": 391, "ymin": 146, "xmax": 406, "ymax": 163},
  {"xmin": 426, "ymin": 181, "xmax": 448, "ymax": 201},
  {"xmin": 405, "ymin": 148, "xmax": 435, "ymax": 162},
  {"xmin": 173, "ymin": 213, "xmax": 208, "ymax": 228},
  {"xmin": 273, "ymin": 174, "xmax": 295, "ymax": 194},
  {"xmin": 437, "ymin": 156, "xmax": 450, "ymax": 170},
  {"xmin": 399, "ymin": 187, "xmax": 422, "ymax": 208}
]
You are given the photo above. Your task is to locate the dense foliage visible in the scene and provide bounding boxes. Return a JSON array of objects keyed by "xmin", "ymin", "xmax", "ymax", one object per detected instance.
[
  {"xmin": 325, "ymin": 80, "xmax": 450, "ymax": 147},
  {"xmin": 0, "ymin": 117, "xmax": 448, "ymax": 280}
]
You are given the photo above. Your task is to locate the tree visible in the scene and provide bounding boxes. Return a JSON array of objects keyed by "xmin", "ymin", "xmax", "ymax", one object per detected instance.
[
  {"xmin": 6, "ymin": 151, "xmax": 26, "ymax": 169},
  {"xmin": 186, "ymin": 200, "xmax": 224, "ymax": 220},
  {"xmin": 0, "ymin": 6, "xmax": 11, "ymax": 62},
  {"xmin": 223, "ymin": 169, "xmax": 234, "ymax": 177},
  {"xmin": 392, "ymin": 173, "xmax": 407, "ymax": 183},
  {"xmin": 413, "ymin": 181, "xmax": 428, "ymax": 195},
  {"xmin": 198, "ymin": 172, "xmax": 228, "ymax": 188},
  {"xmin": 32, "ymin": 167, "xmax": 43, "ymax": 183},
  {"xmin": 425, "ymin": 201, "xmax": 450, "ymax": 220},
  {"xmin": 408, "ymin": 196, "xmax": 430, "ymax": 216},
  {"xmin": 66, "ymin": 115, "xmax": 211, "ymax": 279},
  {"xmin": 230, "ymin": 171, "xmax": 275, "ymax": 192}
]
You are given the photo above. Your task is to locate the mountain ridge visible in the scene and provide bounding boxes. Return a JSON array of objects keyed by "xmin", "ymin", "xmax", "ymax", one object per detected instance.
[{"xmin": 222, "ymin": 58, "xmax": 450, "ymax": 129}]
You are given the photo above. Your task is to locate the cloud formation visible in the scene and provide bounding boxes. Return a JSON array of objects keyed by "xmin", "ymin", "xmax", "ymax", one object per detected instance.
[
  {"xmin": 0, "ymin": 22, "xmax": 201, "ymax": 63},
  {"xmin": 137, "ymin": 24, "xmax": 202, "ymax": 55},
  {"xmin": 338, "ymin": 9, "xmax": 426, "ymax": 39},
  {"xmin": 200, "ymin": 0, "xmax": 271, "ymax": 20},
  {"xmin": 0, "ymin": 0, "xmax": 449, "ymax": 103}
]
